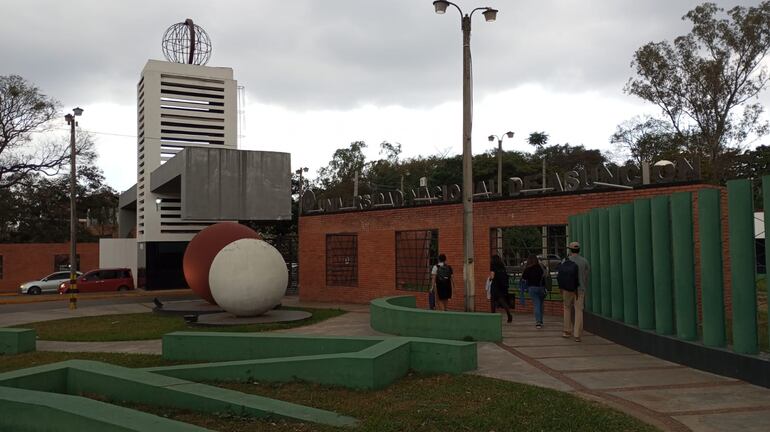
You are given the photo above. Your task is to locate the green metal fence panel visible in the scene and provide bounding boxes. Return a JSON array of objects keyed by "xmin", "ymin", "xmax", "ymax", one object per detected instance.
[
  {"xmin": 671, "ymin": 192, "xmax": 697, "ymax": 341},
  {"xmin": 634, "ymin": 199, "xmax": 655, "ymax": 330},
  {"xmin": 764, "ymin": 176, "xmax": 770, "ymax": 350},
  {"xmin": 620, "ymin": 203, "xmax": 638, "ymax": 325},
  {"xmin": 599, "ymin": 208, "xmax": 611, "ymax": 317},
  {"xmin": 609, "ymin": 206, "xmax": 624, "ymax": 321},
  {"xmin": 727, "ymin": 179, "xmax": 759, "ymax": 355},
  {"xmin": 651, "ymin": 195, "xmax": 674, "ymax": 335},
  {"xmin": 581, "ymin": 213, "xmax": 592, "ymax": 312},
  {"xmin": 590, "ymin": 209, "xmax": 602, "ymax": 313},
  {"xmin": 698, "ymin": 188, "xmax": 726, "ymax": 347}
]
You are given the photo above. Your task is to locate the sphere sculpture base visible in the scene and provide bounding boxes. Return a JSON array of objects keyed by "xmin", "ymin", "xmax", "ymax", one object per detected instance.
[{"xmin": 192, "ymin": 309, "xmax": 312, "ymax": 326}]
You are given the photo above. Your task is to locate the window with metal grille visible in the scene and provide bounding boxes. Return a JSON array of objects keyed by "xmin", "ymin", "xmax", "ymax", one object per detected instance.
[
  {"xmin": 395, "ymin": 230, "xmax": 438, "ymax": 292},
  {"xmin": 326, "ymin": 234, "xmax": 358, "ymax": 286}
]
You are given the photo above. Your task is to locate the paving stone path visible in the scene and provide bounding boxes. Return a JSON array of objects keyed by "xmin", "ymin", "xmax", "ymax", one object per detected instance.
[{"xmin": 5, "ymin": 297, "xmax": 770, "ymax": 432}]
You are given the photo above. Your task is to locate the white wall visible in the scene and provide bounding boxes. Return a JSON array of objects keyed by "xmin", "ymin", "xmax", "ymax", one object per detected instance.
[{"xmin": 99, "ymin": 238, "xmax": 138, "ymax": 287}]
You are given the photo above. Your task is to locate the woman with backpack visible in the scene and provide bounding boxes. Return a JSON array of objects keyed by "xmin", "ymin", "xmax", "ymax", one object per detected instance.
[
  {"xmin": 431, "ymin": 253, "xmax": 453, "ymax": 311},
  {"xmin": 522, "ymin": 254, "xmax": 546, "ymax": 328},
  {"xmin": 489, "ymin": 254, "xmax": 513, "ymax": 323}
]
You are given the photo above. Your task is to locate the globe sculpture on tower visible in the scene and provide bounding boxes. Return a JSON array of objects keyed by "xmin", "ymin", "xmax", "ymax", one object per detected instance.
[
  {"xmin": 183, "ymin": 223, "xmax": 288, "ymax": 317},
  {"xmin": 161, "ymin": 18, "xmax": 212, "ymax": 65}
]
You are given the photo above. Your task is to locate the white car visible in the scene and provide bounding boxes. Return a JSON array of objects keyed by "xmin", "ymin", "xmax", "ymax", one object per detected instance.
[{"xmin": 19, "ymin": 271, "xmax": 82, "ymax": 295}]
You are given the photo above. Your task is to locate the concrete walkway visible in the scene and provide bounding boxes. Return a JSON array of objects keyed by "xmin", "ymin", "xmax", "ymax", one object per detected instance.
[{"xmin": 4, "ymin": 298, "xmax": 770, "ymax": 432}]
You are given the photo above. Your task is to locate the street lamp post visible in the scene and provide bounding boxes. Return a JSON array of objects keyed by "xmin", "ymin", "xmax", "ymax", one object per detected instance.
[
  {"xmin": 64, "ymin": 107, "xmax": 83, "ymax": 310},
  {"xmin": 488, "ymin": 131, "xmax": 514, "ymax": 194},
  {"xmin": 433, "ymin": 1, "xmax": 498, "ymax": 312},
  {"xmin": 295, "ymin": 167, "xmax": 309, "ymax": 214}
]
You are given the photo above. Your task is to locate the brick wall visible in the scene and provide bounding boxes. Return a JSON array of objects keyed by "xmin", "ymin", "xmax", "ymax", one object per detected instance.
[
  {"xmin": 299, "ymin": 183, "xmax": 731, "ymax": 316},
  {"xmin": 0, "ymin": 243, "xmax": 99, "ymax": 293}
]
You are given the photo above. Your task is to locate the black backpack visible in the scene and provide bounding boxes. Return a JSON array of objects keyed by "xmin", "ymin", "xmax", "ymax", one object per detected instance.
[
  {"xmin": 436, "ymin": 265, "xmax": 453, "ymax": 283},
  {"xmin": 556, "ymin": 258, "xmax": 579, "ymax": 292}
]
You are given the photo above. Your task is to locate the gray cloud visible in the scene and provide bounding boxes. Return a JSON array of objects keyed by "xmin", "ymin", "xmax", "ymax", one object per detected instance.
[{"xmin": 0, "ymin": 0, "xmax": 765, "ymax": 110}]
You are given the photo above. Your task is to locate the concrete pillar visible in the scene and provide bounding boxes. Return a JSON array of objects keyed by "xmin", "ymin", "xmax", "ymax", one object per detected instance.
[
  {"xmin": 581, "ymin": 213, "xmax": 592, "ymax": 312},
  {"xmin": 698, "ymin": 188, "xmax": 726, "ymax": 347},
  {"xmin": 620, "ymin": 203, "xmax": 637, "ymax": 325},
  {"xmin": 651, "ymin": 195, "xmax": 674, "ymax": 335},
  {"xmin": 727, "ymin": 179, "xmax": 758, "ymax": 354},
  {"xmin": 599, "ymin": 208, "xmax": 611, "ymax": 317},
  {"xmin": 609, "ymin": 205, "xmax": 624, "ymax": 321},
  {"xmin": 634, "ymin": 198, "xmax": 655, "ymax": 330},
  {"xmin": 590, "ymin": 209, "xmax": 602, "ymax": 313},
  {"xmin": 671, "ymin": 191, "xmax": 697, "ymax": 341}
]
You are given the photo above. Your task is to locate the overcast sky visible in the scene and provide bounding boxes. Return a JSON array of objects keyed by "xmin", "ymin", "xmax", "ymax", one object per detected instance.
[{"xmin": 2, "ymin": 0, "xmax": 768, "ymax": 192}]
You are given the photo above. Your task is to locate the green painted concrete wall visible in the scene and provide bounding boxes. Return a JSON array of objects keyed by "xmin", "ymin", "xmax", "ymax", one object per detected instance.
[
  {"xmin": 369, "ymin": 296, "xmax": 502, "ymax": 342},
  {"xmin": 0, "ymin": 328, "xmax": 35, "ymax": 354},
  {"xmin": 163, "ymin": 332, "xmax": 380, "ymax": 361},
  {"xmin": 0, "ymin": 360, "xmax": 358, "ymax": 428},
  {"xmin": 0, "ymin": 385, "xmax": 212, "ymax": 432},
  {"xmin": 155, "ymin": 333, "xmax": 477, "ymax": 390}
]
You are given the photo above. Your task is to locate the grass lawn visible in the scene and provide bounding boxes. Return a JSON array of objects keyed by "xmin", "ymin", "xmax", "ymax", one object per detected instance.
[
  {"xmin": 14, "ymin": 307, "xmax": 346, "ymax": 342},
  {"xmin": 127, "ymin": 373, "xmax": 658, "ymax": 432},
  {"xmin": 0, "ymin": 352, "xmax": 659, "ymax": 431}
]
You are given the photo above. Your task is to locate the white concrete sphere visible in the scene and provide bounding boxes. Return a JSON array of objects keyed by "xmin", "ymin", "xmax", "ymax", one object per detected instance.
[{"xmin": 209, "ymin": 238, "xmax": 288, "ymax": 317}]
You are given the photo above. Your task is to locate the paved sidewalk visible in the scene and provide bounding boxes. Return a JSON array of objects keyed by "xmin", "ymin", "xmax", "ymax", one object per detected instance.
[{"xmin": 4, "ymin": 298, "xmax": 770, "ymax": 432}]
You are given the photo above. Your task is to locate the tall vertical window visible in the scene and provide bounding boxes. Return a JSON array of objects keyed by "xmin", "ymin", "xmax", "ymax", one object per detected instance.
[
  {"xmin": 396, "ymin": 230, "xmax": 438, "ymax": 292},
  {"xmin": 326, "ymin": 234, "xmax": 358, "ymax": 286}
]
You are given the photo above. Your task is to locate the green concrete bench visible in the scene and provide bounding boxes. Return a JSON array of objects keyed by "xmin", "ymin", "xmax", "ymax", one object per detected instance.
[
  {"xmin": 0, "ymin": 328, "xmax": 35, "ymax": 354},
  {"xmin": 370, "ymin": 295, "xmax": 502, "ymax": 342}
]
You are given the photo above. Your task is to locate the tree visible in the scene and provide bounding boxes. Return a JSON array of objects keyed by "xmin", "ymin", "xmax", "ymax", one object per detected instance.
[
  {"xmin": 0, "ymin": 75, "xmax": 69, "ymax": 189},
  {"xmin": 0, "ymin": 132, "xmax": 117, "ymax": 243},
  {"xmin": 610, "ymin": 116, "xmax": 684, "ymax": 164},
  {"xmin": 527, "ymin": 131, "xmax": 549, "ymax": 149},
  {"xmin": 315, "ymin": 141, "xmax": 368, "ymax": 198},
  {"xmin": 625, "ymin": 2, "xmax": 770, "ymax": 180}
]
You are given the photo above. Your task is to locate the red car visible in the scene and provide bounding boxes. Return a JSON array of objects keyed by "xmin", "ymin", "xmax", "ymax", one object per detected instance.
[{"xmin": 58, "ymin": 268, "xmax": 134, "ymax": 294}]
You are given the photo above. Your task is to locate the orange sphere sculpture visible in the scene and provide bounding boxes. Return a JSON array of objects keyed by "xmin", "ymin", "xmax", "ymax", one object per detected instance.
[{"xmin": 183, "ymin": 222, "xmax": 260, "ymax": 304}]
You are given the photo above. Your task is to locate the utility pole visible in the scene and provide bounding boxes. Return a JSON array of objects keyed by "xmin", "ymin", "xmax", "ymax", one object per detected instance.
[
  {"xmin": 64, "ymin": 107, "xmax": 83, "ymax": 310},
  {"xmin": 434, "ymin": 0, "xmax": 498, "ymax": 312}
]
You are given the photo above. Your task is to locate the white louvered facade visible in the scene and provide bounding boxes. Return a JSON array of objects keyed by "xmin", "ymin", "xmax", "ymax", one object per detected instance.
[{"xmin": 136, "ymin": 60, "xmax": 237, "ymax": 243}]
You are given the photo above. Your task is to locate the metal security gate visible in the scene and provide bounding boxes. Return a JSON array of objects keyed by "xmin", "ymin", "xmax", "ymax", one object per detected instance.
[
  {"xmin": 262, "ymin": 233, "xmax": 299, "ymax": 295},
  {"xmin": 489, "ymin": 225, "xmax": 567, "ymax": 301}
]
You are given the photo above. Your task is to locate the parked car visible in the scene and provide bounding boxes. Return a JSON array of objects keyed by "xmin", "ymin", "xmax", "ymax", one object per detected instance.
[
  {"xmin": 58, "ymin": 268, "xmax": 134, "ymax": 294},
  {"xmin": 19, "ymin": 271, "xmax": 82, "ymax": 295}
]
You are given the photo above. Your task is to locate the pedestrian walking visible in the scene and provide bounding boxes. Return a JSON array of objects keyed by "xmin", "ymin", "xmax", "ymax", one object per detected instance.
[
  {"xmin": 558, "ymin": 241, "xmax": 590, "ymax": 342},
  {"xmin": 522, "ymin": 254, "xmax": 546, "ymax": 328},
  {"xmin": 431, "ymin": 253, "xmax": 453, "ymax": 311},
  {"xmin": 489, "ymin": 254, "xmax": 513, "ymax": 322}
]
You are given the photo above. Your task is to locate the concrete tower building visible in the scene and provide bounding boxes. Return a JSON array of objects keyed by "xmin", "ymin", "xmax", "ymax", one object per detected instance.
[
  {"xmin": 114, "ymin": 21, "xmax": 291, "ymax": 290},
  {"xmin": 136, "ymin": 60, "xmax": 237, "ymax": 243}
]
